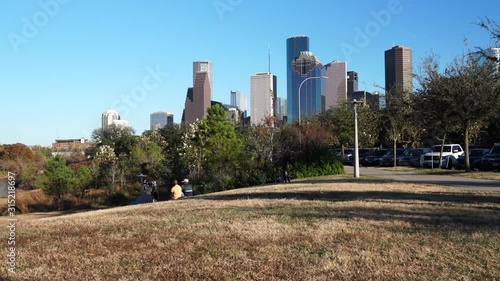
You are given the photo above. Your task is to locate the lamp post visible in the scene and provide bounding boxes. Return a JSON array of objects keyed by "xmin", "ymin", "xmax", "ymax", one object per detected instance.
[
  {"xmin": 298, "ymin": 76, "xmax": 328, "ymax": 124},
  {"xmin": 352, "ymin": 99, "xmax": 364, "ymax": 178}
]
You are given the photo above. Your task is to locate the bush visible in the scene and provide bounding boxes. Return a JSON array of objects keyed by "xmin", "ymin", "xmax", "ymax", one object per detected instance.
[{"xmin": 291, "ymin": 159, "xmax": 344, "ymax": 179}]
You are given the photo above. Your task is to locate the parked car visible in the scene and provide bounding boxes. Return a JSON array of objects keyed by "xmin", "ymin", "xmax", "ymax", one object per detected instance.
[
  {"xmin": 452, "ymin": 148, "xmax": 490, "ymax": 170},
  {"xmin": 336, "ymin": 149, "xmax": 354, "ymax": 165},
  {"xmin": 421, "ymin": 144, "xmax": 464, "ymax": 169},
  {"xmin": 344, "ymin": 148, "xmax": 371, "ymax": 165},
  {"xmin": 361, "ymin": 149, "xmax": 388, "ymax": 166},
  {"xmin": 379, "ymin": 148, "xmax": 407, "ymax": 167},
  {"xmin": 480, "ymin": 143, "xmax": 500, "ymax": 171},
  {"xmin": 398, "ymin": 148, "xmax": 432, "ymax": 167}
]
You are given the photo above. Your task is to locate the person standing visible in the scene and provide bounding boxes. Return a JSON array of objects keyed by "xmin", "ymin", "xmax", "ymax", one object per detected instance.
[
  {"xmin": 170, "ymin": 179, "xmax": 183, "ymax": 200},
  {"xmin": 181, "ymin": 179, "xmax": 193, "ymax": 197}
]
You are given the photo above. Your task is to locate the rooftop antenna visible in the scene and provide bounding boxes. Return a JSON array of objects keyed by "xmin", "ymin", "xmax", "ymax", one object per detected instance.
[{"xmin": 268, "ymin": 43, "xmax": 271, "ymax": 74}]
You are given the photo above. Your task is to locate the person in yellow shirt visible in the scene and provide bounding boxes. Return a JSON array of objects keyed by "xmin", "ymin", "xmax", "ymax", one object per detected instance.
[{"xmin": 170, "ymin": 179, "xmax": 183, "ymax": 200}]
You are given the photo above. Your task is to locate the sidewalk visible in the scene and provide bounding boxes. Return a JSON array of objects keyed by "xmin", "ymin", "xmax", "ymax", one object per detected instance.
[{"xmin": 344, "ymin": 166, "xmax": 500, "ymax": 192}]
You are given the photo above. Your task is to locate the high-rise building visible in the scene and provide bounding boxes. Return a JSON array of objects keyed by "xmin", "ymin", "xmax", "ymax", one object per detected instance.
[
  {"xmin": 101, "ymin": 109, "xmax": 120, "ymax": 129},
  {"xmin": 184, "ymin": 61, "xmax": 213, "ymax": 124},
  {"xmin": 384, "ymin": 45, "xmax": 413, "ymax": 95},
  {"xmin": 250, "ymin": 72, "xmax": 277, "ymax": 125},
  {"xmin": 348, "ymin": 90, "xmax": 380, "ymax": 110},
  {"xmin": 324, "ymin": 61, "xmax": 347, "ymax": 109},
  {"xmin": 287, "ymin": 36, "xmax": 309, "ymax": 123},
  {"xmin": 276, "ymin": 97, "xmax": 287, "ymax": 120},
  {"xmin": 150, "ymin": 112, "xmax": 173, "ymax": 130},
  {"xmin": 230, "ymin": 90, "xmax": 247, "ymax": 117},
  {"xmin": 289, "ymin": 51, "xmax": 325, "ymax": 123},
  {"xmin": 193, "ymin": 61, "xmax": 213, "ymax": 89},
  {"xmin": 347, "ymin": 71, "xmax": 358, "ymax": 95}
]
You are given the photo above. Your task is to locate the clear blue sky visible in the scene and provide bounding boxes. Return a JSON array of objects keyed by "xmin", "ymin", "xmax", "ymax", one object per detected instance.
[{"xmin": 1, "ymin": 0, "xmax": 498, "ymax": 146}]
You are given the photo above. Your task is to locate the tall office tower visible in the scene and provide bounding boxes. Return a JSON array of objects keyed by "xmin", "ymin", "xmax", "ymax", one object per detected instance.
[
  {"xmin": 193, "ymin": 61, "xmax": 213, "ymax": 89},
  {"xmin": 184, "ymin": 61, "xmax": 213, "ymax": 124},
  {"xmin": 289, "ymin": 51, "xmax": 325, "ymax": 123},
  {"xmin": 276, "ymin": 97, "xmax": 287, "ymax": 120},
  {"xmin": 230, "ymin": 90, "xmax": 247, "ymax": 112},
  {"xmin": 250, "ymin": 73, "xmax": 277, "ymax": 125},
  {"xmin": 324, "ymin": 61, "xmax": 348, "ymax": 109},
  {"xmin": 347, "ymin": 71, "xmax": 358, "ymax": 95},
  {"xmin": 101, "ymin": 109, "xmax": 120, "ymax": 129},
  {"xmin": 287, "ymin": 36, "xmax": 309, "ymax": 123},
  {"xmin": 150, "ymin": 112, "xmax": 173, "ymax": 130},
  {"xmin": 384, "ymin": 45, "xmax": 413, "ymax": 96}
]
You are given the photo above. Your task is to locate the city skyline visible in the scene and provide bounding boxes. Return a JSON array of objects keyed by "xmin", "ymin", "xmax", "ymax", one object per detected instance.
[{"xmin": 1, "ymin": 1, "xmax": 498, "ymax": 145}]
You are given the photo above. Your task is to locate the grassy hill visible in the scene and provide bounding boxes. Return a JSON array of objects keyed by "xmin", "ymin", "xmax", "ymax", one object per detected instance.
[{"xmin": 1, "ymin": 175, "xmax": 499, "ymax": 280}]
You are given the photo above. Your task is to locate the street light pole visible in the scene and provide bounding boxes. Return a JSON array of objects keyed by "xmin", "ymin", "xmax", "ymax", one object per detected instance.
[
  {"xmin": 353, "ymin": 99, "xmax": 364, "ymax": 178},
  {"xmin": 298, "ymin": 76, "xmax": 328, "ymax": 124}
]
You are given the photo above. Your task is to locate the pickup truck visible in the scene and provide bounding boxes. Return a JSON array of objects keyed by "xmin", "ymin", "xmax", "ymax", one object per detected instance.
[{"xmin": 420, "ymin": 144, "xmax": 464, "ymax": 168}]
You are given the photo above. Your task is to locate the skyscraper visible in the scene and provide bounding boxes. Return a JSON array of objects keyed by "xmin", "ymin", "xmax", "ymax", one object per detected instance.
[
  {"xmin": 384, "ymin": 45, "xmax": 413, "ymax": 95},
  {"xmin": 150, "ymin": 112, "xmax": 173, "ymax": 130},
  {"xmin": 101, "ymin": 109, "xmax": 120, "ymax": 129},
  {"xmin": 250, "ymin": 73, "xmax": 277, "ymax": 125},
  {"xmin": 276, "ymin": 97, "xmax": 287, "ymax": 120},
  {"xmin": 287, "ymin": 36, "xmax": 309, "ymax": 123},
  {"xmin": 324, "ymin": 61, "xmax": 347, "ymax": 109},
  {"xmin": 184, "ymin": 61, "xmax": 213, "ymax": 124},
  {"xmin": 289, "ymin": 51, "xmax": 325, "ymax": 123},
  {"xmin": 230, "ymin": 90, "xmax": 247, "ymax": 113},
  {"xmin": 347, "ymin": 71, "xmax": 358, "ymax": 95}
]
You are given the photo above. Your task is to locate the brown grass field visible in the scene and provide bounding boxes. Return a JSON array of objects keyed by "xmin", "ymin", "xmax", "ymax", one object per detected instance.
[{"xmin": 1, "ymin": 175, "xmax": 499, "ymax": 280}]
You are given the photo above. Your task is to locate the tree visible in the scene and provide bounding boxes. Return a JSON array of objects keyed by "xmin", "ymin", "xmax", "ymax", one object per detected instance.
[
  {"xmin": 40, "ymin": 155, "xmax": 73, "ymax": 199},
  {"xmin": 380, "ymin": 90, "xmax": 414, "ymax": 166},
  {"xmin": 416, "ymin": 51, "xmax": 500, "ymax": 171},
  {"xmin": 89, "ymin": 125, "xmax": 137, "ymax": 157},
  {"xmin": 184, "ymin": 104, "xmax": 243, "ymax": 192},
  {"xmin": 92, "ymin": 145, "xmax": 119, "ymax": 194},
  {"xmin": 73, "ymin": 166, "xmax": 92, "ymax": 198}
]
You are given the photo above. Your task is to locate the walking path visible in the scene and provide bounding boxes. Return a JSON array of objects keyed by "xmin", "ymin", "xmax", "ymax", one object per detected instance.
[{"xmin": 344, "ymin": 166, "xmax": 500, "ymax": 192}]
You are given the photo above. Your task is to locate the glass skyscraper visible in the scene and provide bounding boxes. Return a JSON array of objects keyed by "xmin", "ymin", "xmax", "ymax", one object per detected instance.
[
  {"xmin": 289, "ymin": 51, "xmax": 325, "ymax": 123},
  {"xmin": 287, "ymin": 36, "xmax": 309, "ymax": 123}
]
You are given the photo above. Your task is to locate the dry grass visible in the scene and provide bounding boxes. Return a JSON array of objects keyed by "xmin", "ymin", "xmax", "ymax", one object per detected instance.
[
  {"xmin": 0, "ymin": 177, "xmax": 499, "ymax": 280},
  {"xmin": 382, "ymin": 166, "xmax": 500, "ymax": 181}
]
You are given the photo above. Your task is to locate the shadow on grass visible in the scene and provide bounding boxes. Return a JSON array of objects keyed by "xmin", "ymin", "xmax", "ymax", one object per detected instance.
[{"xmin": 199, "ymin": 189, "xmax": 500, "ymax": 205}]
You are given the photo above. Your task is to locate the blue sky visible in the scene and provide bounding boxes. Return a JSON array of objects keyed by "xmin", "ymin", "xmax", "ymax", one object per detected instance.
[{"xmin": 1, "ymin": 0, "xmax": 498, "ymax": 146}]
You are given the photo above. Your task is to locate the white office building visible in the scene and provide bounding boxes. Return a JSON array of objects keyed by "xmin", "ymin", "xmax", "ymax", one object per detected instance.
[{"xmin": 250, "ymin": 73, "xmax": 277, "ymax": 125}]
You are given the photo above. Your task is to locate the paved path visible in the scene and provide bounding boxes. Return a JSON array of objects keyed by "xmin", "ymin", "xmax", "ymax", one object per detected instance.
[{"xmin": 344, "ymin": 166, "xmax": 500, "ymax": 192}]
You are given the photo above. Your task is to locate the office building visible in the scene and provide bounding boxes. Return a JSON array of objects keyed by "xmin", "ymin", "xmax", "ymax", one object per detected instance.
[
  {"xmin": 230, "ymin": 90, "xmax": 247, "ymax": 117},
  {"xmin": 276, "ymin": 97, "xmax": 287, "ymax": 120},
  {"xmin": 385, "ymin": 45, "xmax": 413, "ymax": 95},
  {"xmin": 347, "ymin": 71, "xmax": 358, "ymax": 95},
  {"xmin": 184, "ymin": 61, "xmax": 213, "ymax": 124},
  {"xmin": 150, "ymin": 112, "xmax": 173, "ymax": 131},
  {"xmin": 287, "ymin": 36, "xmax": 309, "ymax": 123},
  {"xmin": 324, "ymin": 61, "xmax": 347, "ymax": 109},
  {"xmin": 250, "ymin": 72, "xmax": 277, "ymax": 125},
  {"xmin": 289, "ymin": 51, "xmax": 325, "ymax": 123},
  {"xmin": 101, "ymin": 109, "xmax": 120, "ymax": 129}
]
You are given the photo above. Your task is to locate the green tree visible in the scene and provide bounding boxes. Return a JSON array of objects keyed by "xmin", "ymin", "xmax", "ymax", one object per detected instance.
[
  {"xmin": 185, "ymin": 104, "xmax": 243, "ymax": 192},
  {"xmin": 40, "ymin": 155, "xmax": 74, "ymax": 199},
  {"xmin": 416, "ymin": 51, "xmax": 500, "ymax": 171},
  {"xmin": 73, "ymin": 166, "xmax": 92, "ymax": 198}
]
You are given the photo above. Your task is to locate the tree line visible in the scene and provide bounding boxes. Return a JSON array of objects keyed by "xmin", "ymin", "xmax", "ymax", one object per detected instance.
[{"xmin": 1, "ymin": 18, "xmax": 499, "ymax": 201}]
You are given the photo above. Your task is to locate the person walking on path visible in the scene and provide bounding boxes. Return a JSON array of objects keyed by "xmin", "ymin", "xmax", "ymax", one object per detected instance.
[
  {"xmin": 170, "ymin": 179, "xmax": 183, "ymax": 200},
  {"xmin": 181, "ymin": 179, "xmax": 194, "ymax": 197}
]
